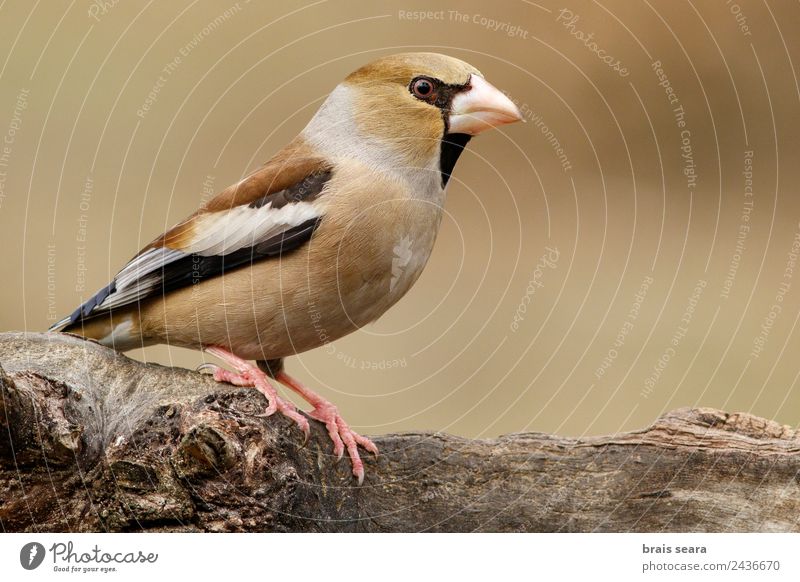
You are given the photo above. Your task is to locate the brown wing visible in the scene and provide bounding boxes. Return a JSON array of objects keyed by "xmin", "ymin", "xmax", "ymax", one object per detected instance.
[
  {"xmin": 149, "ymin": 139, "xmax": 330, "ymax": 252},
  {"xmin": 51, "ymin": 140, "xmax": 333, "ymax": 331}
]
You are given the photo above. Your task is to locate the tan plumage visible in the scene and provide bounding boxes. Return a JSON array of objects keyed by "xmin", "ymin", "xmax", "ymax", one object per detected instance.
[
  {"xmin": 51, "ymin": 52, "xmax": 523, "ymax": 482},
  {"xmin": 136, "ymin": 154, "xmax": 439, "ymax": 359}
]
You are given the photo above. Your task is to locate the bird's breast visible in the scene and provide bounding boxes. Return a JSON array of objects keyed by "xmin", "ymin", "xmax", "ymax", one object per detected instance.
[
  {"xmin": 138, "ymin": 165, "xmax": 446, "ymax": 360},
  {"xmin": 311, "ymin": 176, "xmax": 444, "ymax": 328}
]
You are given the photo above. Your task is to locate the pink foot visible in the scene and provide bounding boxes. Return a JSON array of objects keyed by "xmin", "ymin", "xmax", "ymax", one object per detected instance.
[
  {"xmin": 276, "ymin": 371, "xmax": 378, "ymax": 485},
  {"xmin": 200, "ymin": 347, "xmax": 310, "ymax": 438}
]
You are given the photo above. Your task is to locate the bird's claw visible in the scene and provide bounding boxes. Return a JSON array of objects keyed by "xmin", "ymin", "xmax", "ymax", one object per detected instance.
[
  {"xmin": 307, "ymin": 405, "xmax": 376, "ymax": 484},
  {"xmin": 201, "ymin": 348, "xmax": 376, "ymax": 484}
]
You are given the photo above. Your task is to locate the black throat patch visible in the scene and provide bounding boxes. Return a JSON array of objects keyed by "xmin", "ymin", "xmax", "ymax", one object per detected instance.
[{"xmin": 440, "ymin": 133, "xmax": 471, "ymax": 187}]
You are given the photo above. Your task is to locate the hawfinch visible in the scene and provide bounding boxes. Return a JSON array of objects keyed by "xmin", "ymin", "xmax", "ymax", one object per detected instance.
[{"xmin": 52, "ymin": 53, "xmax": 523, "ymax": 483}]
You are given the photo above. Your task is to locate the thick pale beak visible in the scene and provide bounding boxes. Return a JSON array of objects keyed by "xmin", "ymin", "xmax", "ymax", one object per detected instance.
[{"xmin": 448, "ymin": 74, "xmax": 524, "ymax": 136}]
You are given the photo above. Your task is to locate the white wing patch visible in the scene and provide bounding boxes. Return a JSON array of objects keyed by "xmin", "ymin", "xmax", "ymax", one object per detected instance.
[
  {"xmin": 187, "ymin": 201, "xmax": 319, "ymax": 256},
  {"xmin": 96, "ymin": 201, "xmax": 321, "ymax": 312},
  {"xmin": 114, "ymin": 247, "xmax": 185, "ymax": 290}
]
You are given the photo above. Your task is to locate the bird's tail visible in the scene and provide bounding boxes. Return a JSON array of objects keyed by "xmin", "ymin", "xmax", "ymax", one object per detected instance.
[
  {"xmin": 50, "ymin": 279, "xmax": 145, "ymax": 351},
  {"xmin": 50, "ymin": 309, "xmax": 142, "ymax": 352},
  {"xmin": 49, "ymin": 314, "xmax": 74, "ymax": 333}
]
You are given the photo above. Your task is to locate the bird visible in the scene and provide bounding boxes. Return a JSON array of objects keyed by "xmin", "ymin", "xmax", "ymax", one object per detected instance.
[{"xmin": 51, "ymin": 52, "xmax": 523, "ymax": 484}]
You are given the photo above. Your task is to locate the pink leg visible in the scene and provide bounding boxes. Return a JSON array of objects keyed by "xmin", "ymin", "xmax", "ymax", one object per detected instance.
[
  {"xmin": 201, "ymin": 346, "xmax": 310, "ymax": 438},
  {"xmin": 276, "ymin": 371, "xmax": 378, "ymax": 485}
]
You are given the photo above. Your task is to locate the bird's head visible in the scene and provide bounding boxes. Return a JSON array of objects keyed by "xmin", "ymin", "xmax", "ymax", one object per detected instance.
[{"xmin": 304, "ymin": 52, "xmax": 523, "ymax": 187}]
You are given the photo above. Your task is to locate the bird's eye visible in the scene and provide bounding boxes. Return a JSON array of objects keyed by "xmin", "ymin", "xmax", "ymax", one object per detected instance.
[{"xmin": 411, "ymin": 78, "xmax": 436, "ymax": 100}]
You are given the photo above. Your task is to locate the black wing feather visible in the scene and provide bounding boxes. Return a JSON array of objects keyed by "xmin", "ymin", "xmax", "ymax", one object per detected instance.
[
  {"xmin": 52, "ymin": 169, "xmax": 331, "ymax": 331},
  {"xmin": 158, "ymin": 217, "xmax": 321, "ymax": 294}
]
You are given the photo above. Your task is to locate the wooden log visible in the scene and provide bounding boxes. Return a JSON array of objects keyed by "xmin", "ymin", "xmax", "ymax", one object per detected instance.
[{"xmin": 1, "ymin": 332, "xmax": 798, "ymax": 532}]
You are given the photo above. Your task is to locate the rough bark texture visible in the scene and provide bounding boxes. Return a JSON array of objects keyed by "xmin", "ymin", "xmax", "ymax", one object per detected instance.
[{"xmin": 1, "ymin": 331, "xmax": 799, "ymax": 532}]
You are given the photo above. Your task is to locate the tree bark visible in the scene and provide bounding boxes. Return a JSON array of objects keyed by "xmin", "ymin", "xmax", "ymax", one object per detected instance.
[{"xmin": 1, "ymin": 331, "xmax": 798, "ymax": 532}]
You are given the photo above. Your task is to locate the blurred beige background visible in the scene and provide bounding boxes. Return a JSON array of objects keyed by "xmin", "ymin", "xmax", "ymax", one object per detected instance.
[{"xmin": 1, "ymin": 0, "xmax": 799, "ymax": 439}]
